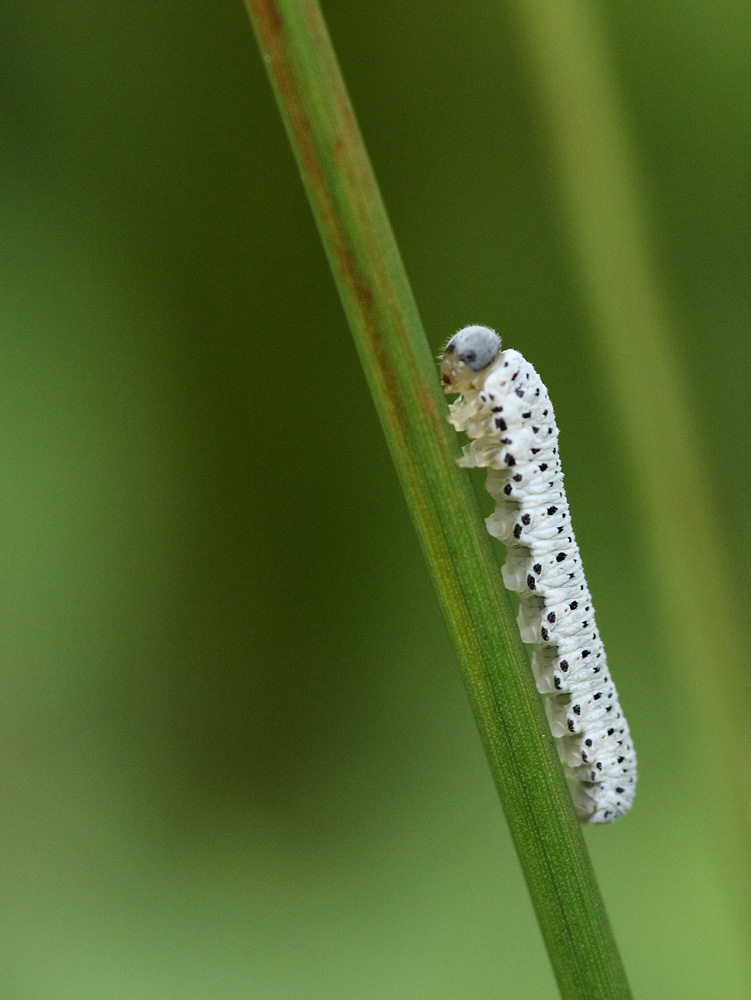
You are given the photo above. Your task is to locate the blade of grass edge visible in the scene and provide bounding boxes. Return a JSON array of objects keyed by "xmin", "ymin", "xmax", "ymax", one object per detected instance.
[
  {"xmin": 510, "ymin": 0, "xmax": 751, "ymax": 944},
  {"xmin": 244, "ymin": 1, "xmax": 633, "ymax": 997}
]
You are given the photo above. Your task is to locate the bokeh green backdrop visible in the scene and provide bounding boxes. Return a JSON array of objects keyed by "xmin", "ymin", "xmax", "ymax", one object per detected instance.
[{"xmin": 2, "ymin": 2, "xmax": 750, "ymax": 997}]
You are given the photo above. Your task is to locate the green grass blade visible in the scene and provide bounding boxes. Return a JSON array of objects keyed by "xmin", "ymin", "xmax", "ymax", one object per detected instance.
[
  {"xmin": 511, "ymin": 0, "xmax": 751, "ymax": 931},
  {"xmin": 244, "ymin": 1, "xmax": 633, "ymax": 996}
]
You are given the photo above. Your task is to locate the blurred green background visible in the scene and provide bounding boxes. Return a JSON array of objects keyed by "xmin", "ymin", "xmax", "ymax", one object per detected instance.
[{"xmin": 2, "ymin": 1, "xmax": 750, "ymax": 997}]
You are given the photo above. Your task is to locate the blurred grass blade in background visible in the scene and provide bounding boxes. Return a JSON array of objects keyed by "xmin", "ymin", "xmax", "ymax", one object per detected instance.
[
  {"xmin": 244, "ymin": 0, "xmax": 633, "ymax": 996},
  {"xmin": 510, "ymin": 0, "xmax": 751, "ymax": 940}
]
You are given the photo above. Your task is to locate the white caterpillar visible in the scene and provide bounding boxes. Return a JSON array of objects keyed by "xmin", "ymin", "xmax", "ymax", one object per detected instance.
[{"xmin": 440, "ymin": 325, "xmax": 636, "ymax": 823}]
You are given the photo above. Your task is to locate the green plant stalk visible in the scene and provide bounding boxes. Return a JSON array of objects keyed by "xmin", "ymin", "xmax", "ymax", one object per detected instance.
[
  {"xmin": 245, "ymin": 1, "xmax": 632, "ymax": 996},
  {"xmin": 511, "ymin": 0, "xmax": 751, "ymax": 932}
]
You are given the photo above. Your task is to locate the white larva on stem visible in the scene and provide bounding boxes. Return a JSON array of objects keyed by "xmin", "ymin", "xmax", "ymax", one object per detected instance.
[{"xmin": 440, "ymin": 325, "xmax": 636, "ymax": 823}]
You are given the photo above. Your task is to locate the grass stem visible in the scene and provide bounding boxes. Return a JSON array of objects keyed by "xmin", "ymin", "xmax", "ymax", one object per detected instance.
[{"xmin": 245, "ymin": 2, "xmax": 633, "ymax": 996}]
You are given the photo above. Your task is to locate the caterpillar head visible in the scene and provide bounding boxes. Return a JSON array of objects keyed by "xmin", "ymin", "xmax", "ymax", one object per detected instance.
[{"xmin": 440, "ymin": 325, "xmax": 502, "ymax": 392}]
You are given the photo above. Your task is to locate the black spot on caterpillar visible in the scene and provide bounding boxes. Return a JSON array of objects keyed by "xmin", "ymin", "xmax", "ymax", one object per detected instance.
[{"xmin": 440, "ymin": 325, "xmax": 636, "ymax": 823}]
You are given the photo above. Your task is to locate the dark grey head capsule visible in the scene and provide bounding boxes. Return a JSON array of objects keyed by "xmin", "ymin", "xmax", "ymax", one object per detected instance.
[{"xmin": 444, "ymin": 325, "xmax": 501, "ymax": 371}]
